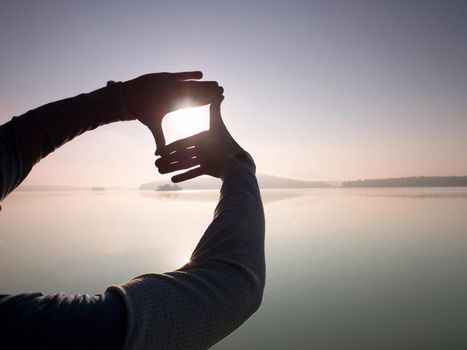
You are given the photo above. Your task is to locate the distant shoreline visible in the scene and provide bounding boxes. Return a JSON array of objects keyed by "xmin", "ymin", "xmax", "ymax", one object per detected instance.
[
  {"xmin": 342, "ymin": 176, "xmax": 467, "ymax": 188},
  {"xmin": 15, "ymin": 176, "xmax": 467, "ymax": 192}
]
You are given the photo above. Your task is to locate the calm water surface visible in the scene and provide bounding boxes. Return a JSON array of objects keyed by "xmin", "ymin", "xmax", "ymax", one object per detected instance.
[{"xmin": 1, "ymin": 188, "xmax": 467, "ymax": 349}]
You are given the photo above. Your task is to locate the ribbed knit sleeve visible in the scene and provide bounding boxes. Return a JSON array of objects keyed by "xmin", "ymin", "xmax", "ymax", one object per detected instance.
[
  {"xmin": 0, "ymin": 82, "xmax": 133, "ymax": 200},
  {"xmin": 108, "ymin": 153, "xmax": 266, "ymax": 350}
]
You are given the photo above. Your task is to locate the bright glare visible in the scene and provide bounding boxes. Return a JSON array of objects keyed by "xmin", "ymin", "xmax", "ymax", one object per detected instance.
[{"xmin": 162, "ymin": 105, "xmax": 210, "ymax": 144}]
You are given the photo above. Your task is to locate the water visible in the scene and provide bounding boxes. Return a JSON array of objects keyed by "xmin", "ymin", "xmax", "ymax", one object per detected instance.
[{"xmin": 1, "ymin": 188, "xmax": 467, "ymax": 349}]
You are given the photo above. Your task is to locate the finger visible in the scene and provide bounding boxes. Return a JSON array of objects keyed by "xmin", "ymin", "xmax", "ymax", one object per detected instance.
[
  {"xmin": 172, "ymin": 167, "xmax": 204, "ymax": 183},
  {"xmin": 169, "ymin": 71, "xmax": 203, "ymax": 81},
  {"xmin": 156, "ymin": 147, "xmax": 197, "ymax": 167},
  {"xmin": 157, "ymin": 158, "xmax": 200, "ymax": 174},
  {"xmin": 176, "ymin": 81, "xmax": 221, "ymax": 97},
  {"xmin": 169, "ymin": 83, "xmax": 223, "ymax": 111},
  {"xmin": 210, "ymin": 95, "xmax": 225, "ymax": 129},
  {"xmin": 160, "ymin": 131, "xmax": 206, "ymax": 156},
  {"xmin": 179, "ymin": 81, "xmax": 220, "ymax": 93}
]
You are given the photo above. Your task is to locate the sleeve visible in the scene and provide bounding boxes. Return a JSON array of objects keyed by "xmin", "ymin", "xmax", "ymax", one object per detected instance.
[
  {"xmin": 0, "ymin": 290, "xmax": 126, "ymax": 350},
  {"xmin": 108, "ymin": 152, "xmax": 266, "ymax": 350},
  {"xmin": 0, "ymin": 82, "xmax": 134, "ymax": 201}
]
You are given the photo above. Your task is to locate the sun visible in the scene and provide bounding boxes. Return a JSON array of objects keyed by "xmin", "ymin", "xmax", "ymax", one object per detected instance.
[{"xmin": 162, "ymin": 105, "xmax": 210, "ymax": 144}]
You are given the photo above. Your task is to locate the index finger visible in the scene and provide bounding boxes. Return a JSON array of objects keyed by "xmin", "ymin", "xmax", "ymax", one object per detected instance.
[
  {"xmin": 170, "ymin": 82, "xmax": 223, "ymax": 110},
  {"xmin": 169, "ymin": 71, "xmax": 203, "ymax": 81}
]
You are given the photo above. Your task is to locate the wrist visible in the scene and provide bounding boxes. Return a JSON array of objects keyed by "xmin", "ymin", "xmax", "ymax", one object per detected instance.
[
  {"xmin": 221, "ymin": 150, "xmax": 256, "ymax": 180},
  {"xmin": 106, "ymin": 81, "xmax": 136, "ymax": 122}
]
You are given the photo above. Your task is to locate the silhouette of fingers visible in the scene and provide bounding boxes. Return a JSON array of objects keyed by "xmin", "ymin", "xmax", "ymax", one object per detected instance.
[
  {"xmin": 160, "ymin": 131, "xmax": 206, "ymax": 156},
  {"xmin": 172, "ymin": 82, "xmax": 223, "ymax": 109},
  {"xmin": 169, "ymin": 71, "xmax": 203, "ymax": 80},
  {"xmin": 156, "ymin": 147, "xmax": 197, "ymax": 166},
  {"xmin": 172, "ymin": 167, "xmax": 204, "ymax": 183},
  {"xmin": 182, "ymin": 80, "xmax": 219, "ymax": 88},
  {"xmin": 157, "ymin": 158, "xmax": 200, "ymax": 174},
  {"xmin": 178, "ymin": 81, "xmax": 220, "ymax": 93}
]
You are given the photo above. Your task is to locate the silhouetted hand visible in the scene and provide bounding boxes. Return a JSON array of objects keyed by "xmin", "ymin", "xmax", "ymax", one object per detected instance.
[
  {"xmin": 156, "ymin": 95, "xmax": 245, "ymax": 182},
  {"xmin": 122, "ymin": 71, "xmax": 223, "ymax": 154}
]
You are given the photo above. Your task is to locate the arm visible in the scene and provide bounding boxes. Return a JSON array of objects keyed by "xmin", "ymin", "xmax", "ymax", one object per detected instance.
[
  {"xmin": 0, "ymin": 71, "xmax": 222, "ymax": 201},
  {"xmin": 0, "ymin": 84, "xmax": 132, "ymax": 348},
  {"xmin": 0, "ymin": 72, "xmax": 225, "ymax": 349},
  {"xmin": 108, "ymin": 97, "xmax": 266, "ymax": 349},
  {"xmin": 0, "ymin": 82, "xmax": 132, "ymax": 200}
]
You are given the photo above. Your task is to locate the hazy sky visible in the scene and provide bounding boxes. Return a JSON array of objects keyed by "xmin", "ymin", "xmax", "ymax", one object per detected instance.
[{"xmin": 1, "ymin": 0, "xmax": 466, "ymax": 186}]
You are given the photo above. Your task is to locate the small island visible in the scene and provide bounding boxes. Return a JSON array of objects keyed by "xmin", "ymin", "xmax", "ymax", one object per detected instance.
[{"xmin": 157, "ymin": 184, "xmax": 182, "ymax": 192}]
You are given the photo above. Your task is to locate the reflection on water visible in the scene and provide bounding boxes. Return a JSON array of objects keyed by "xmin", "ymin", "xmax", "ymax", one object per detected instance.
[
  {"xmin": 139, "ymin": 188, "xmax": 303, "ymax": 203},
  {"xmin": 1, "ymin": 187, "xmax": 467, "ymax": 349}
]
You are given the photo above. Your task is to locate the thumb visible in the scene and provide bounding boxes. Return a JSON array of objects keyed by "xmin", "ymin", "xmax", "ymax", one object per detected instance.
[
  {"xmin": 209, "ymin": 95, "xmax": 225, "ymax": 130},
  {"xmin": 150, "ymin": 123, "xmax": 166, "ymax": 155}
]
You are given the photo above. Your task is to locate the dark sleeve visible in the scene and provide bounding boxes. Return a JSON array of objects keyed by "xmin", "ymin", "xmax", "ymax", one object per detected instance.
[
  {"xmin": 108, "ymin": 153, "xmax": 266, "ymax": 350},
  {"xmin": 0, "ymin": 82, "xmax": 133, "ymax": 201},
  {"xmin": 0, "ymin": 290, "xmax": 126, "ymax": 350}
]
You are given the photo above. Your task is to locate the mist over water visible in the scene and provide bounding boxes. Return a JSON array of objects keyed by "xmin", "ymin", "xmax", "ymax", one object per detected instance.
[{"xmin": 1, "ymin": 188, "xmax": 467, "ymax": 349}]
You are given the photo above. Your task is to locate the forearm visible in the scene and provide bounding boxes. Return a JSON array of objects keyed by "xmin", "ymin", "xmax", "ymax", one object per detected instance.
[
  {"xmin": 109, "ymin": 153, "xmax": 265, "ymax": 350},
  {"xmin": 189, "ymin": 152, "xmax": 265, "ymax": 287},
  {"xmin": 0, "ymin": 82, "xmax": 133, "ymax": 200}
]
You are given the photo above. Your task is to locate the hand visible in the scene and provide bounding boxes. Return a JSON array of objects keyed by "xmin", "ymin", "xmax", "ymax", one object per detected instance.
[
  {"xmin": 122, "ymin": 71, "xmax": 223, "ymax": 154},
  {"xmin": 156, "ymin": 95, "xmax": 244, "ymax": 182}
]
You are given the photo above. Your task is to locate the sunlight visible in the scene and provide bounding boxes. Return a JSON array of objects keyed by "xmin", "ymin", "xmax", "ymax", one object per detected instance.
[
  {"xmin": 162, "ymin": 105, "xmax": 210, "ymax": 144},
  {"xmin": 174, "ymin": 251, "xmax": 192, "ymax": 268}
]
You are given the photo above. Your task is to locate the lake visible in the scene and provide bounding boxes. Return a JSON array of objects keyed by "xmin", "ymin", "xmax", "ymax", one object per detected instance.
[{"xmin": 1, "ymin": 188, "xmax": 467, "ymax": 349}]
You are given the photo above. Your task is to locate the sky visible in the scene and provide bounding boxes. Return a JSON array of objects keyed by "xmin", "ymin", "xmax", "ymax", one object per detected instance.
[{"xmin": 0, "ymin": 0, "xmax": 466, "ymax": 186}]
